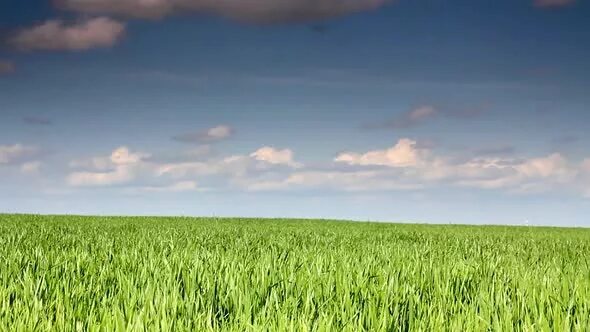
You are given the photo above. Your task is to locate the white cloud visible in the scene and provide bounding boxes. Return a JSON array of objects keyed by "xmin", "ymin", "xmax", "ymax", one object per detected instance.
[
  {"xmin": 67, "ymin": 167, "xmax": 134, "ymax": 187},
  {"xmin": 67, "ymin": 144, "xmax": 300, "ymax": 190},
  {"xmin": 62, "ymin": 140, "xmax": 590, "ymax": 198},
  {"xmin": 173, "ymin": 125, "xmax": 234, "ymax": 143},
  {"xmin": 242, "ymin": 170, "xmax": 422, "ymax": 192},
  {"xmin": 451, "ymin": 154, "xmax": 575, "ymax": 192},
  {"xmin": 335, "ymin": 138, "xmax": 425, "ymax": 168},
  {"xmin": 515, "ymin": 153, "xmax": 573, "ymax": 180},
  {"xmin": 250, "ymin": 147, "xmax": 303, "ymax": 168},
  {"xmin": 58, "ymin": 0, "xmax": 390, "ymax": 23},
  {"xmin": 156, "ymin": 146, "xmax": 302, "ymax": 180},
  {"xmin": 67, "ymin": 146, "xmax": 149, "ymax": 187},
  {"xmin": 156, "ymin": 155, "xmax": 252, "ymax": 179},
  {"xmin": 0, "ymin": 60, "xmax": 15, "ymax": 75},
  {"xmin": 156, "ymin": 160, "xmax": 227, "ymax": 178},
  {"xmin": 141, "ymin": 181, "xmax": 199, "ymax": 193},
  {"xmin": 110, "ymin": 146, "xmax": 150, "ymax": 165},
  {"xmin": 312, "ymin": 138, "xmax": 581, "ymax": 195},
  {"xmin": 11, "ymin": 17, "xmax": 125, "ymax": 51},
  {"xmin": 0, "ymin": 144, "xmax": 41, "ymax": 165},
  {"xmin": 70, "ymin": 147, "xmax": 149, "ymax": 171}
]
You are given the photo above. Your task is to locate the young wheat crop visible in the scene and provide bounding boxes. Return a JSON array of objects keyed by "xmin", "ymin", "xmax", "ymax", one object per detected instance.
[{"xmin": 1, "ymin": 214, "xmax": 589, "ymax": 331}]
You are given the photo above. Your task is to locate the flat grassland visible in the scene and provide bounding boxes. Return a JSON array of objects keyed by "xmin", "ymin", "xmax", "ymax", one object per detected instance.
[{"xmin": 1, "ymin": 214, "xmax": 590, "ymax": 331}]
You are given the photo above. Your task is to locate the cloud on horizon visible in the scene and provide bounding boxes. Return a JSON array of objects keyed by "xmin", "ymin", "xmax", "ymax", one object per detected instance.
[
  {"xmin": 332, "ymin": 140, "xmax": 578, "ymax": 194},
  {"xmin": 67, "ymin": 147, "xmax": 151, "ymax": 187},
  {"xmin": 66, "ymin": 143, "xmax": 303, "ymax": 189},
  {"xmin": 55, "ymin": 137, "xmax": 590, "ymax": 200}
]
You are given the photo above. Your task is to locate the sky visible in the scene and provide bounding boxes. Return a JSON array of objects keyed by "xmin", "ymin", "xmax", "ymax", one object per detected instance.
[{"xmin": 1, "ymin": 0, "xmax": 589, "ymax": 226}]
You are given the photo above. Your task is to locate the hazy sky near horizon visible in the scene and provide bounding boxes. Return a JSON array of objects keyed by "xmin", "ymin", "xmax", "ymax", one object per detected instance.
[{"xmin": 1, "ymin": 0, "xmax": 590, "ymax": 226}]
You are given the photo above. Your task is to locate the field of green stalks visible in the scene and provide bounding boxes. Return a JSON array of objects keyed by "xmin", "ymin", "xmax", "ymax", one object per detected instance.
[{"xmin": 1, "ymin": 214, "xmax": 590, "ymax": 331}]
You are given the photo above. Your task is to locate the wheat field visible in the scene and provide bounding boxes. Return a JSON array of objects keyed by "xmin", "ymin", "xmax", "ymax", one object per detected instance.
[{"xmin": 1, "ymin": 214, "xmax": 589, "ymax": 331}]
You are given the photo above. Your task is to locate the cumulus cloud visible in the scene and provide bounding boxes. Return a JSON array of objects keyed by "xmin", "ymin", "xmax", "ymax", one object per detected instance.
[
  {"xmin": 57, "ymin": 0, "xmax": 390, "ymax": 23},
  {"xmin": 0, "ymin": 144, "xmax": 42, "ymax": 165},
  {"xmin": 62, "ymin": 140, "xmax": 589, "ymax": 198},
  {"xmin": 335, "ymin": 138, "xmax": 425, "ymax": 168},
  {"xmin": 11, "ymin": 17, "xmax": 125, "ymax": 51},
  {"xmin": 156, "ymin": 146, "xmax": 302, "ymax": 179},
  {"xmin": 335, "ymin": 139, "xmax": 580, "ymax": 193},
  {"xmin": 67, "ymin": 147, "xmax": 150, "ymax": 187},
  {"xmin": 454, "ymin": 155, "xmax": 574, "ymax": 192},
  {"xmin": 173, "ymin": 125, "xmax": 234, "ymax": 143},
  {"xmin": 534, "ymin": 0, "xmax": 575, "ymax": 8},
  {"xmin": 67, "ymin": 144, "xmax": 300, "ymax": 189},
  {"xmin": 250, "ymin": 147, "xmax": 303, "ymax": 168},
  {"xmin": 0, "ymin": 60, "xmax": 15, "ymax": 75},
  {"xmin": 110, "ymin": 146, "xmax": 150, "ymax": 165}
]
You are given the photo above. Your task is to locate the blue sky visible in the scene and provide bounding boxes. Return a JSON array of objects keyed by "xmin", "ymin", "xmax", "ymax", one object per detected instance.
[{"xmin": 1, "ymin": 0, "xmax": 589, "ymax": 226}]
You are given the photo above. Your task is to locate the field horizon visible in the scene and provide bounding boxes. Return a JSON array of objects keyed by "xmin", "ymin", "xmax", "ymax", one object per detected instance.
[{"xmin": 3, "ymin": 213, "xmax": 586, "ymax": 230}]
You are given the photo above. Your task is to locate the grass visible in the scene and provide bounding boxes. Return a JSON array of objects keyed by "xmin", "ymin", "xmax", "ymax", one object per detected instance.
[{"xmin": 1, "ymin": 214, "xmax": 590, "ymax": 331}]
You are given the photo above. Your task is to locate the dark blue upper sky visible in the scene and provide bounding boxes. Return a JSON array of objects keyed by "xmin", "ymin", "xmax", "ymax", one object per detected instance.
[{"xmin": 1, "ymin": 0, "xmax": 589, "ymax": 225}]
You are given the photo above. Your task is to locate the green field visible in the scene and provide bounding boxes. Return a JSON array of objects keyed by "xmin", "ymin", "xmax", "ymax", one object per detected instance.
[{"xmin": 1, "ymin": 214, "xmax": 590, "ymax": 331}]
